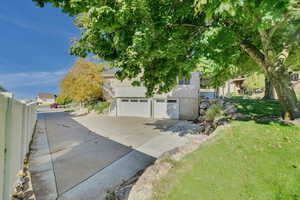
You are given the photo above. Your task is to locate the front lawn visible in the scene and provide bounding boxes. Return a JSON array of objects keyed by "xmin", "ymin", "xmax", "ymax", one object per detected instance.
[
  {"xmin": 153, "ymin": 121, "xmax": 300, "ymax": 200},
  {"xmin": 227, "ymin": 96, "xmax": 282, "ymax": 119}
]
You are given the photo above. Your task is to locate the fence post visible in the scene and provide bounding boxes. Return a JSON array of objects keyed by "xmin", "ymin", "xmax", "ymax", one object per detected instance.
[
  {"xmin": 2, "ymin": 93, "xmax": 13, "ymax": 200},
  {"xmin": 0, "ymin": 94, "xmax": 8, "ymax": 200}
]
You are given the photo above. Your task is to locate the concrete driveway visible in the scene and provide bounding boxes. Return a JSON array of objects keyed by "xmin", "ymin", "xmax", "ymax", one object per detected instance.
[{"xmin": 29, "ymin": 112, "xmax": 189, "ymax": 200}]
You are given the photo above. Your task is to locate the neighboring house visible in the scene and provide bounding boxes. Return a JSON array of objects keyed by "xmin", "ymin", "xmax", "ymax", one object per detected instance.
[
  {"xmin": 217, "ymin": 76, "xmax": 247, "ymax": 97},
  {"xmin": 290, "ymin": 71, "xmax": 300, "ymax": 92},
  {"xmin": 36, "ymin": 93, "xmax": 56, "ymax": 104},
  {"xmin": 199, "ymin": 77, "xmax": 217, "ymax": 99},
  {"xmin": 219, "ymin": 72, "xmax": 300, "ymax": 97},
  {"xmin": 102, "ymin": 70, "xmax": 200, "ymax": 120}
]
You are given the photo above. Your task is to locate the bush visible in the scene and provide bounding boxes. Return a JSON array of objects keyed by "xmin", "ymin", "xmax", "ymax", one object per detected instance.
[
  {"xmin": 56, "ymin": 94, "xmax": 72, "ymax": 105},
  {"xmin": 205, "ymin": 103, "xmax": 224, "ymax": 121},
  {"xmin": 94, "ymin": 101, "xmax": 110, "ymax": 113},
  {"xmin": 85, "ymin": 101, "xmax": 110, "ymax": 114}
]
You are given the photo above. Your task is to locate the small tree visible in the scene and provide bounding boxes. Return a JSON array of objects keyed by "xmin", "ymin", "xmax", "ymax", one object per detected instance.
[
  {"xmin": 56, "ymin": 94, "xmax": 72, "ymax": 105},
  {"xmin": 60, "ymin": 58, "xmax": 104, "ymax": 103}
]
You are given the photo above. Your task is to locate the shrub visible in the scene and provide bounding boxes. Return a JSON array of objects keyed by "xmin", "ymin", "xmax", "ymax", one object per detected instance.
[
  {"xmin": 94, "ymin": 101, "xmax": 110, "ymax": 113},
  {"xmin": 56, "ymin": 94, "xmax": 72, "ymax": 105},
  {"xmin": 85, "ymin": 101, "xmax": 110, "ymax": 114},
  {"xmin": 205, "ymin": 103, "xmax": 224, "ymax": 121}
]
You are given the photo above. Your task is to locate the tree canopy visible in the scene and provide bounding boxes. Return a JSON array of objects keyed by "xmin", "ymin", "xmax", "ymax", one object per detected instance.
[
  {"xmin": 33, "ymin": 0, "xmax": 300, "ymax": 118},
  {"xmin": 32, "ymin": 0, "xmax": 299, "ymax": 89},
  {"xmin": 60, "ymin": 58, "xmax": 104, "ymax": 103}
]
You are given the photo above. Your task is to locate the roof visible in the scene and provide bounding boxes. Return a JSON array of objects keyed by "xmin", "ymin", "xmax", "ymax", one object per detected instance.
[{"xmin": 37, "ymin": 93, "xmax": 55, "ymax": 99}]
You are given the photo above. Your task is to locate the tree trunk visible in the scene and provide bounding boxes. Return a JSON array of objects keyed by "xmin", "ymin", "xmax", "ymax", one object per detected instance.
[
  {"xmin": 263, "ymin": 76, "xmax": 275, "ymax": 100},
  {"xmin": 268, "ymin": 69, "xmax": 300, "ymax": 120},
  {"xmin": 240, "ymin": 39, "xmax": 300, "ymax": 119}
]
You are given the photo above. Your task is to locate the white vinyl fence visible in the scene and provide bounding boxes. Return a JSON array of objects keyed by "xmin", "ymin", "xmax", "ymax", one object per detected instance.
[{"xmin": 0, "ymin": 92, "xmax": 37, "ymax": 200}]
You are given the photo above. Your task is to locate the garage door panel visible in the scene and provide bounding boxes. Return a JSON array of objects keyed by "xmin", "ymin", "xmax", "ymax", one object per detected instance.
[
  {"xmin": 154, "ymin": 99, "xmax": 179, "ymax": 119},
  {"xmin": 117, "ymin": 99, "xmax": 151, "ymax": 118}
]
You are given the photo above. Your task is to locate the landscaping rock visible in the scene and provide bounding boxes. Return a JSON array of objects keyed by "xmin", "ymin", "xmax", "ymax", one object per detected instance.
[
  {"xmin": 199, "ymin": 109, "xmax": 206, "ymax": 116},
  {"xmin": 167, "ymin": 121, "xmax": 201, "ymax": 136},
  {"xmin": 198, "ymin": 124, "xmax": 205, "ymax": 133},
  {"xmin": 230, "ymin": 113, "xmax": 247, "ymax": 120},
  {"xmin": 224, "ymin": 104, "xmax": 237, "ymax": 115},
  {"xmin": 128, "ymin": 162, "xmax": 172, "ymax": 200},
  {"xmin": 197, "ymin": 116, "xmax": 205, "ymax": 123},
  {"xmin": 216, "ymin": 118, "xmax": 229, "ymax": 126},
  {"xmin": 200, "ymin": 102, "xmax": 210, "ymax": 109}
]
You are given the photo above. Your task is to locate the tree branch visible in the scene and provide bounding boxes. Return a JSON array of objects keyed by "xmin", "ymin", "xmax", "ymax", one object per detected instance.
[
  {"xmin": 276, "ymin": 24, "xmax": 300, "ymax": 65},
  {"xmin": 258, "ymin": 29, "xmax": 275, "ymax": 58},
  {"xmin": 268, "ymin": 13, "xmax": 290, "ymax": 37},
  {"xmin": 240, "ymin": 40, "xmax": 266, "ymax": 67},
  {"xmin": 167, "ymin": 23, "xmax": 199, "ymax": 27}
]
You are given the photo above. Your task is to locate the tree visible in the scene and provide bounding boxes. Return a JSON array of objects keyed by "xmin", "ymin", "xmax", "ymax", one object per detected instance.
[
  {"xmin": 193, "ymin": 0, "xmax": 300, "ymax": 119},
  {"xmin": 263, "ymin": 77, "xmax": 276, "ymax": 100},
  {"xmin": 55, "ymin": 94, "xmax": 72, "ymax": 105},
  {"xmin": 33, "ymin": 0, "xmax": 300, "ymax": 119},
  {"xmin": 60, "ymin": 58, "xmax": 104, "ymax": 103}
]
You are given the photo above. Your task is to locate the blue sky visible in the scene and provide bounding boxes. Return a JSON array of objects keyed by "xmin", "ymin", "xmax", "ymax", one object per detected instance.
[{"xmin": 0, "ymin": 0, "xmax": 79, "ymax": 99}]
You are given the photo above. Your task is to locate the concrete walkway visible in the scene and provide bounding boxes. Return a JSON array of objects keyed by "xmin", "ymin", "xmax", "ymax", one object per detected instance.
[{"xmin": 29, "ymin": 112, "xmax": 189, "ymax": 200}]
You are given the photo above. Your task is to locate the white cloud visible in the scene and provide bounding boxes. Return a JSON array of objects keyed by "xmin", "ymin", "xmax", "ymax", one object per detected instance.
[{"xmin": 0, "ymin": 70, "xmax": 67, "ymax": 89}]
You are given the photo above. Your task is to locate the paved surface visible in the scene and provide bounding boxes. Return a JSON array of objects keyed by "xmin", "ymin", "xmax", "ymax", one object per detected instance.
[{"xmin": 29, "ymin": 112, "xmax": 189, "ymax": 200}]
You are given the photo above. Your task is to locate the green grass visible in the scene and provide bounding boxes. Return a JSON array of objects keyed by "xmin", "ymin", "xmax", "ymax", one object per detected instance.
[
  {"xmin": 153, "ymin": 121, "xmax": 300, "ymax": 200},
  {"xmin": 227, "ymin": 96, "xmax": 282, "ymax": 119}
]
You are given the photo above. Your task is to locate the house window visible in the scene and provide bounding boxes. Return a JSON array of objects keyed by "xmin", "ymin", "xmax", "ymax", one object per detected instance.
[
  {"xmin": 167, "ymin": 99, "xmax": 177, "ymax": 103},
  {"xmin": 130, "ymin": 99, "xmax": 138, "ymax": 102},
  {"xmin": 290, "ymin": 72, "xmax": 299, "ymax": 81},
  {"xmin": 178, "ymin": 78, "xmax": 190, "ymax": 85},
  {"xmin": 139, "ymin": 99, "xmax": 148, "ymax": 103},
  {"xmin": 156, "ymin": 99, "xmax": 165, "ymax": 103}
]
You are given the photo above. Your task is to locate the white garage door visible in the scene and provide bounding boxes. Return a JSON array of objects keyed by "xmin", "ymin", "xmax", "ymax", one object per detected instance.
[
  {"xmin": 117, "ymin": 98, "xmax": 151, "ymax": 118},
  {"xmin": 153, "ymin": 99, "xmax": 179, "ymax": 119}
]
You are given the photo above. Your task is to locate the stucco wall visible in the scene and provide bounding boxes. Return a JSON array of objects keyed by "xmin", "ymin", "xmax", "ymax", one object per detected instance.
[
  {"xmin": 179, "ymin": 98, "xmax": 199, "ymax": 120},
  {"xmin": 113, "ymin": 72, "xmax": 200, "ymax": 98}
]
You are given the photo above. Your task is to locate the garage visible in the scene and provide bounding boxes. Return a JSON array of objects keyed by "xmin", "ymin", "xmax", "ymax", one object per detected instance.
[
  {"xmin": 153, "ymin": 99, "xmax": 179, "ymax": 119},
  {"xmin": 117, "ymin": 98, "xmax": 151, "ymax": 118}
]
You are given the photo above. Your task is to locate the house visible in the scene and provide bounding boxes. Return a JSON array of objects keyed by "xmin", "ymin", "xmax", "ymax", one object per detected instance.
[
  {"xmin": 102, "ymin": 70, "xmax": 200, "ymax": 120},
  {"xmin": 36, "ymin": 93, "xmax": 56, "ymax": 104},
  {"xmin": 199, "ymin": 77, "xmax": 217, "ymax": 99}
]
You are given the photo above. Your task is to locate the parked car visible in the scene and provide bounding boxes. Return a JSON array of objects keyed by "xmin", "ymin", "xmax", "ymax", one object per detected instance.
[{"xmin": 50, "ymin": 103, "xmax": 59, "ymax": 109}]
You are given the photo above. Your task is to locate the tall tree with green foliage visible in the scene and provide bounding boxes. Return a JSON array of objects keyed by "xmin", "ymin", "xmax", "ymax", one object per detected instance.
[
  {"xmin": 193, "ymin": 0, "xmax": 300, "ymax": 119},
  {"xmin": 32, "ymin": 0, "xmax": 300, "ymax": 119}
]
